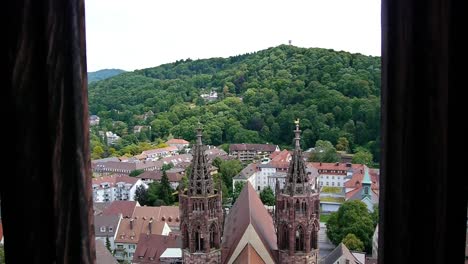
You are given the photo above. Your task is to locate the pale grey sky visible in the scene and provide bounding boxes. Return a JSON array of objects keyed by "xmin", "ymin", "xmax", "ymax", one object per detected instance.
[{"xmin": 85, "ymin": 0, "xmax": 381, "ymax": 72}]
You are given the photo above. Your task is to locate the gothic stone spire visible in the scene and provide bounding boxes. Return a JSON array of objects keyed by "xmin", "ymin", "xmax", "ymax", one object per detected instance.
[
  {"xmin": 284, "ymin": 119, "xmax": 310, "ymax": 196},
  {"xmin": 188, "ymin": 126, "xmax": 214, "ymax": 196}
]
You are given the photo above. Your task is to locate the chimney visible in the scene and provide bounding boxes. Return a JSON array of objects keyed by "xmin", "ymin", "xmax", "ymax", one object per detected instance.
[
  {"xmin": 148, "ymin": 218, "xmax": 153, "ymax": 234},
  {"xmin": 346, "ymin": 162, "xmax": 352, "ymax": 167},
  {"xmin": 335, "ymin": 162, "xmax": 339, "ymax": 166},
  {"xmin": 130, "ymin": 218, "xmax": 134, "ymax": 230}
]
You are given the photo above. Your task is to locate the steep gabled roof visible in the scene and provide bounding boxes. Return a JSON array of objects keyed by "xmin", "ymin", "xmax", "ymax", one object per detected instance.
[
  {"xmin": 102, "ymin": 201, "xmax": 138, "ymax": 218},
  {"xmin": 222, "ymin": 183, "xmax": 277, "ymax": 264},
  {"xmin": 132, "ymin": 234, "xmax": 181, "ymax": 264},
  {"xmin": 322, "ymin": 243, "xmax": 362, "ymax": 264},
  {"xmin": 166, "ymin": 138, "xmax": 189, "ymax": 145},
  {"xmin": 233, "ymin": 244, "xmax": 266, "ymax": 264},
  {"xmin": 95, "ymin": 239, "xmax": 118, "ymax": 264}
]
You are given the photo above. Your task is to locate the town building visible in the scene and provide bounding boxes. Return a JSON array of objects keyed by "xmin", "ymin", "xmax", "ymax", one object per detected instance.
[
  {"xmin": 89, "ymin": 115, "xmax": 100, "ymax": 126},
  {"xmin": 344, "ymin": 167, "xmax": 379, "ymax": 212},
  {"xmin": 232, "ymin": 163, "xmax": 257, "ymax": 190},
  {"xmin": 143, "ymin": 146, "xmax": 179, "ymax": 161},
  {"xmin": 114, "ymin": 217, "xmax": 171, "ymax": 262},
  {"xmin": 132, "ymin": 233, "xmax": 182, "ymax": 263},
  {"xmin": 92, "ymin": 175, "xmax": 147, "ymax": 202},
  {"xmin": 94, "ymin": 214, "xmax": 121, "ymax": 249},
  {"xmin": 166, "ymin": 138, "xmax": 190, "ymax": 150},
  {"xmin": 321, "ymin": 243, "xmax": 363, "ymax": 264},
  {"xmin": 102, "ymin": 200, "xmax": 139, "ymax": 218},
  {"xmin": 229, "ymin": 143, "xmax": 280, "ymax": 162}
]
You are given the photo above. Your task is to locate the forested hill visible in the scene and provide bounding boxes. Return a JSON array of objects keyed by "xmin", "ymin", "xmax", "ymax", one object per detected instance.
[
  {"xmin": 88, "ymin": 69, "xmax": 126, "ymax": 83},
  {"xmin": 88, "ymin": 45, "xmax": 380, "ymax": 162}
]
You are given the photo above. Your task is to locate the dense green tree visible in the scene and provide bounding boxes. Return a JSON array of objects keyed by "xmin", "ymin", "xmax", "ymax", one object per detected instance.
[
  {"xmin": 232, "ymin": 181, "xmax": 246, "ymax": 204},
  {"xmin": 162, "ymin": 163, "xmax": 174, "ymax": 171},
  {"xmin": 218, "ymin": 160, "xmax": 243, "ymax": 193},
  {"xmin": 129, "ymin": 169, "xmax": 144, "ymax": 177},
  {"xmin": 309, "ymin": 140, "xmax": 340, "ymax": 162},
  {"xmin": 105, "ymin": 236, "xmax": 112, "ymax": 252},
  {"xmin": 134, "ymin": 184, "xmax": 148, "ymax": 205},
  {"xmin": 211, "ymin": 157, "xmax": 223, "ymax": 170},
  {"xmin": 260, "ymin": 186, "xmax": 275, "ymax": 206},
  {"xmin": 336, "ymin": 137, "xmax": 350, "ymax": 152},
  {"xmin": 159, "ymin": 171, "xmax": 174, "ymax": 205},
  {"xmin": 352, "ymin": 150, "xmax": 374, "ymax": 167},
  {"xmin": 326, "ymin": 200, "xmax": 375, "ymax": 253},
  {"xmin": 179, "ymin": 175, "xmax": 189, "ymax": 190},
  {"xmin": 342, "ymin": 233, "xmax": 365, "ymax": 252},
  {"xmin": 92, "ymin": 145, "xmax": 105, "ymax": 160}
]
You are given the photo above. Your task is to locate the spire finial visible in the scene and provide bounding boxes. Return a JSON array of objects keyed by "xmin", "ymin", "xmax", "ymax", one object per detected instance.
[
  {"xmin": 294, "ymin": 119, "xmax": 301, "ymax": 150},
  {"xmin": 196, "ymin": 122, "xmax": 203, "ymax": 146}
]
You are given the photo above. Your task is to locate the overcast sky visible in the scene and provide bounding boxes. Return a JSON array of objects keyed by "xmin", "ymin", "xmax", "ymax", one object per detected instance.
[{"xmin": 85, "ymin": 0, "xmax": 381, "ymax": 72}]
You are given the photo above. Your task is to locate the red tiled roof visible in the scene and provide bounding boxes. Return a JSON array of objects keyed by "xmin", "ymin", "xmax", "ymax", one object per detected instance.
[
  {"xmin": 142, "ymin": 146, "xmax": 178, "ymax": 155},
  {"xmin": 166, "ymin": 168, "xmax": 184, "ymax": 182},
  {"xmin": 269, "ymin": 150, "xmax": 291, "ymax": 168},
  {"xmin": 115, "ymin": 217, "xmax": 146, "ymax": 244},
  {"xmin": 96, "ymin": 239, "xmax": 118, "ymax": 264},
  {"xmin": 344, "ymin": 165, "xmax": 379, "ymax": 190},
  {"xmin": 133, "ymin": 206, "xmax": 180, "ymax": 229},
  {"xmin": 233, "ymin": 244, "xmax": 266, "ymax": 264},
  {"xmin": 310, "ymin": 162, "xmax": 359, "ymax": 175},
  {"xmin": 102, "ymin": 201, "xmax": 138, "ymax": 218},
  {"xmin": 222, "ymin": 183, "xmax": 277, "ymax": 263},
  {"xmin": 166, "ymin": 139, "xmax": 189, "ymax": 145},
  {"xmin": 137, "ymin": 171, "xmax": 162, "ymax": 181},
  {"xmin": 92, "ymin": 175, "xmax": 140, "ymax": 190},
  {"xmin": 132, "ymin": 234, "xmax": 181, "ymax": 264}
]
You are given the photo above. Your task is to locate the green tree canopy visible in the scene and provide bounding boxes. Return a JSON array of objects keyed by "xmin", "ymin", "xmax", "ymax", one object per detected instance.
[
  {"xmin": 260, "ymin": 186, "xmax": 275, "ymax": 206},
  {"xmin": 352, "ymin": 150, "xmax": 374, "ymax": 167},
  {"xmin": 326, "ymin": 200, "xmax": 375, "ymax": 253},
  {"xmin": 309, "ymin": 140, "xmax": 340, "ymax": 162},
  {"xmin": 88, "ymin": 45, "xmax": 381, "ymax": 163},
  {"xmin": 129, "ymin": 169, "xmax": 144, "ymax": 177},
  {"xmin": 232, "ymin": 181, "xmax": 246, "ymax": 204},
  {"xmin": 218, "ymin": 159, "xmax": 243, "ymax": 194},
  {"xmin": 134, "ymin": 184, "xmax": 148, "ymax": 205},
  {"xmin": 336, "ymin": 137, "xmax": 350, "ymax": 152},
  {"xmin": 342, "ymin": 233, "xmax": 365, "ymax": 252}
]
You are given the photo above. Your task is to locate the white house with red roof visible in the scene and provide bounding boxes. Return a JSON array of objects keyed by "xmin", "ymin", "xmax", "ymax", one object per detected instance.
[
  {"xmin": 166, "ymin": 138, "xmax": 189, "ymax": 150},
  {"xmin": 92, "ymin": 175, "xmax": 148, "ymax": 202}
]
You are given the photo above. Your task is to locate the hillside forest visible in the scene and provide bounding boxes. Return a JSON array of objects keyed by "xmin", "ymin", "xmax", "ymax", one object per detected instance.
[{"xmin": 88, "ymin": 45, "xmax": 380, "ymax": 165}]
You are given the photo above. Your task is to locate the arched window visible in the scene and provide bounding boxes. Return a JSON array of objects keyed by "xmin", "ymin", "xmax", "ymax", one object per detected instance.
[
  {"xmin": 295, "ymin": 200, "xmax": 300, "ymax": 213},
  {"xmin": 281, "ymin": 224, "xmax": 289, "ymax": 250},
  {"xmin": 194, "ymin": 226, "xmax": 204, "ymax": 252},
  {"xmin": 182, "ymin": 224, "xmax": 189, "ymax": 249},
  {"xmin": 310, "ymin": 228, "xmax": 318, "ymax": 250},
  {"xmin": 209, "ymin": 223, "xmax": 218, "ymax": 249},
  {"xmin": 295, "ymin": 226, "xmax": 304, "ymax": 251}
]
